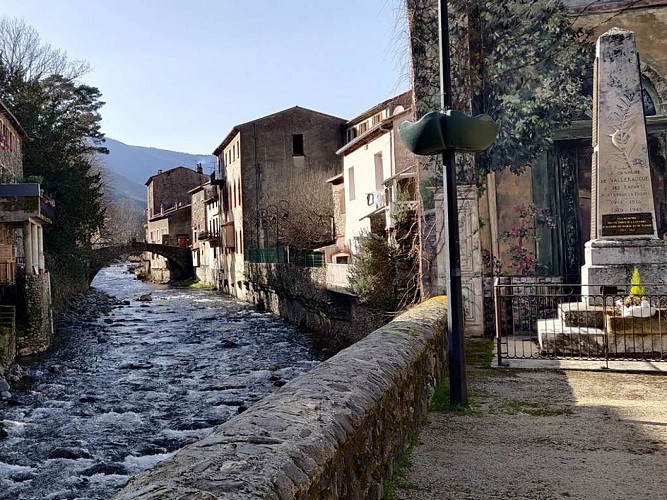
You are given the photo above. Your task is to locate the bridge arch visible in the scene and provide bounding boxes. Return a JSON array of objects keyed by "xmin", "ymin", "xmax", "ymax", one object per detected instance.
[{"xmin": 89, "ymin": 241, "xmax": 193, "ymax": 284}]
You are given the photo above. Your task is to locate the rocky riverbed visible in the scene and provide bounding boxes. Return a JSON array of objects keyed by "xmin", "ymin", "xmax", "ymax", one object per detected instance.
[{"xmin": 0, "ymin": 264, "xmax": 323, "ymax": 499}]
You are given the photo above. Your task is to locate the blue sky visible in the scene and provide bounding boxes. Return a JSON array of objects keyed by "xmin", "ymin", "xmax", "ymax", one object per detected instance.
[{"xmin": 7, "ymin": 1, "xmax": 410, "ymax": 154}]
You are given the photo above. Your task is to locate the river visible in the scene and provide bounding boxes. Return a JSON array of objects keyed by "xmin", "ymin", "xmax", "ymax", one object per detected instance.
[{"xmin": 0, "ymin": 264, "xmax": 323, "ymax": 499}]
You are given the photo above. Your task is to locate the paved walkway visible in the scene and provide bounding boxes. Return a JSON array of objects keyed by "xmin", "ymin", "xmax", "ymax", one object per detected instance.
[{"xmin": 392, "ymin": 340, "xmax": 667, "ymax": 500}]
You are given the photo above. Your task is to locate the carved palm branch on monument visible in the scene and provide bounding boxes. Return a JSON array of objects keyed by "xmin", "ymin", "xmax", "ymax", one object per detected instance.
[{"xmin": 606, "ymin": 89, "xmax": 648, "ymax": 169}]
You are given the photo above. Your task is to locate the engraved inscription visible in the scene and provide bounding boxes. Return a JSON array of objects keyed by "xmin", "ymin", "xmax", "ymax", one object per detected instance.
[{"xmin": 601, "ymin": 212, "xmax": 654, "ymax": 236}]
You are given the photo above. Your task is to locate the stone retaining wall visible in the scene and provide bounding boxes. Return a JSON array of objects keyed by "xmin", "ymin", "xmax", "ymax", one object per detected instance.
[
  {"xmin": 16, "ymin": 272, "xmax": 54, "ymax": 356},
  {"xmin": 244, "ymin": 262, "xmax": 387, "ymax": 348},
  {"xmin": 114, "ymin": 297, "xmax": 448, "ymax": 500}
]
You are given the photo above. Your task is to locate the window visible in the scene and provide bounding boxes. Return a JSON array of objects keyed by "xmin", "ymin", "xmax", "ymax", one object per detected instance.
[
  {"xmin": 358, "ymin": 122, "xmax": 368, "ymax": 134},
  {"xmin": 292, "ymin": 134, "xmax": 304, "ymax": 156},
  {"xmin": 372, "ymin": 113, "xmax": 382, "ymax": 125},
  {"xmin": 348, "ymin": 167, "xmax": 355, "ymax": 201},
  {"xmin": 374, "ymin": 153, "xmax": 384, "ymax": 191},
  {"xmin": 347, "ymin": 128, "xmax": 357, "ymax": 142}
]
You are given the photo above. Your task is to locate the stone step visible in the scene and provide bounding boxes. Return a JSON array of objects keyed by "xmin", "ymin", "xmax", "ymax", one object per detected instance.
[
  {"xmin": 537, "ymin": 318, "xmax": 667, "ymax": 357},
  {"xmin": 558, "ymin": 302, "xmax": 606, "ymax": 328}
]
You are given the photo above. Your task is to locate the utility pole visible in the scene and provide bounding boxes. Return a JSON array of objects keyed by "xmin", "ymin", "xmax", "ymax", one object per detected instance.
[{"xmin": 439, "ymin": 0, "xmax": 467, "ymax": 406}]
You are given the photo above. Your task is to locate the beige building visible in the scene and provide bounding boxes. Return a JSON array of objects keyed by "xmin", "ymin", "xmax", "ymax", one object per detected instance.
[
  {"xmin": 144, "ymin": 166, "xmax": 208, "ymax": 282},
  {"xmin": 212, "ymin": 106, "xmax": 346, "ymax": 298},
  {"xmin": 189, "ymin": 181, "xmax": 221, "ymax": 285}
]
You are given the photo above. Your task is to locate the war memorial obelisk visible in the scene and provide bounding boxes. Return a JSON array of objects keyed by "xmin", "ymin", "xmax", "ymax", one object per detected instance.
[{"xmin": 582, "ymin": 28, "xmax": 667, "ymax": 296}]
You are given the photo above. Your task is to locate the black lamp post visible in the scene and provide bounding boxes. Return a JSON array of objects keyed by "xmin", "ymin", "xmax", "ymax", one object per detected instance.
[{"xmin": 397, "ymin": 0, "xmax": 499, "ymax": 406}]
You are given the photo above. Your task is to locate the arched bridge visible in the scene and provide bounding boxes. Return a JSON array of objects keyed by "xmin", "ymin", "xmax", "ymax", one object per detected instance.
[{"xmin": 89, "ymin": 241, "xmax": 193, "ymax": 284}]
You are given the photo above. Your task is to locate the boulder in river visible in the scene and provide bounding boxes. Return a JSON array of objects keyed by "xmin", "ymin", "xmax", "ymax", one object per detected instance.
[{"xmin": 137, "ymin": 293, "xmax": 152, "ymax": 302}]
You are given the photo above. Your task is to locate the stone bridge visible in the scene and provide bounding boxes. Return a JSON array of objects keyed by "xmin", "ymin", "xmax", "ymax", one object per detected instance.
[{"xmin": 89, "ymin": 241, "xmax": 193, "ymax": 283}]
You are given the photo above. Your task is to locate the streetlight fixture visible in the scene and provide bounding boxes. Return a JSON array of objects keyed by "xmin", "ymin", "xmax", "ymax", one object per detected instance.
[{"xmin": 398, "ymin": 0, "xmax": 499, "ymax": 406}]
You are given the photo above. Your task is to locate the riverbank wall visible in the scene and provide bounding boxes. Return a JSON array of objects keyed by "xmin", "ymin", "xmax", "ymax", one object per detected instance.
[
  {"xmin": 114, "ymin": 296, "xmax": 448, "ymax": 499},
  {"xmin": 0, "ymin": 272, "xmax": 54, "ymax": 376},
  {"xmin": 236, "ymin": 262, "xmax": 387, "ymax": 349}
]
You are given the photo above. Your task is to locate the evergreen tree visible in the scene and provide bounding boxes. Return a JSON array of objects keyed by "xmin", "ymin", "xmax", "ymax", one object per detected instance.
[{"xmin": 0, "ymin": 18, "xmax": 108, "ymax": 298}]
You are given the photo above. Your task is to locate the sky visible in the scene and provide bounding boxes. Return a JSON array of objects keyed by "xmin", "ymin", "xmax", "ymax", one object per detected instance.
[{"xmin": 6, "ymin": 1, "xmax": 411, "ymax": 155}]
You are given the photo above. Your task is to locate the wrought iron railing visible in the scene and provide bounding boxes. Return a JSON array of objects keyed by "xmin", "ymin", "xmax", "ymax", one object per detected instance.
[{"xmin": 494, "ymin": 279, "xmax": 667, "ymax": 364}]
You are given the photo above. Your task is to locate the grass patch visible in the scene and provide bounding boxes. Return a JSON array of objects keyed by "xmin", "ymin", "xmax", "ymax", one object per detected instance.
[
  {"xmin": 382, "ymin": 430, "xmax": 422, "ymax": 499},
  {"xmin": 429, "ymin": 378, "xmax": 472, "ymax": 413},
  {"xmin": 465, "ymin": 338, "xmax": 495, "ymax": 368}
]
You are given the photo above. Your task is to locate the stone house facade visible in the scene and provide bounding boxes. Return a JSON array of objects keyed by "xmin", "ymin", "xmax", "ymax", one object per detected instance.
[
  {"xmin": 189, "ymin": 181, "xmax": 221, "ymax": 285},
  {"xmin": 0, "ymin": 100, "xmax": 53, "ymax": 373},
  {"xmin": 144, "ymin": 166, "xmax": 208, "ymax": 282},
  {"xmin": 212, "ymin": 106, "xmax": 346, "ymax": 299},
  {"xmin": 335, "ymin": 91, "xmax": 416, "ymax": 254}
]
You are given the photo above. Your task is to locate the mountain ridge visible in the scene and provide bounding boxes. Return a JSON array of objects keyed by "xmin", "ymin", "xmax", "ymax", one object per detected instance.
[{"xmin": 98, "ymin": 137, "xmax": 216, "ymax": 203}]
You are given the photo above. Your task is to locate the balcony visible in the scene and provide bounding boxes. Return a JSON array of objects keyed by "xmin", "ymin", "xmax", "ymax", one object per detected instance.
[
  {"xmin": 0, "ymin": 183, "xmax": 45, "ymax": 223},
  {"xmin": 198, "ymin": 231, "xmax": 220, "ymax": 244}
]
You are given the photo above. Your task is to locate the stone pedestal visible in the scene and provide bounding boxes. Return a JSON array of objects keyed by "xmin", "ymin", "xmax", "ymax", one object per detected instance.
[{"xmin": 582, "ymin": 238, "xmax": 667, "ymax": 296}]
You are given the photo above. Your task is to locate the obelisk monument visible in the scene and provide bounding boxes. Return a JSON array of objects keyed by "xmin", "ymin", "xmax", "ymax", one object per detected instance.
[{"xmin": 582, "ymin": 28, "xmax": 667, "ymax": 296}]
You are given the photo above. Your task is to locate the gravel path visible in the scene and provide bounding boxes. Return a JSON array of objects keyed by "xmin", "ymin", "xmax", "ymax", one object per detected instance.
[{"xmin": 393, "ymin": 343, "xmax": 667, "ymax": 500}]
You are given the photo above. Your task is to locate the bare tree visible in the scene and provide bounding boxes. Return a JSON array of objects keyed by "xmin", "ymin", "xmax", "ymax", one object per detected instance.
[
  {"xmin": 254, "ymin": 168, "xmax": 336, "ymax": 252},
  {"xmin": 0, "ymin": 17, "xmax": 90, "ymax": 81}
]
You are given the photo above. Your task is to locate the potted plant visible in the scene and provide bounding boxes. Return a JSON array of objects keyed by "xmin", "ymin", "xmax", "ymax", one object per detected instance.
[{"xmin": 619, "ymin": 267, "xmax": 656, "ymax": 318}]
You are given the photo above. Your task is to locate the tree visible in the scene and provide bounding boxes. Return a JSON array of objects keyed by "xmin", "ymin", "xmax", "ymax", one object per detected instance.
[
  {"xmin": 0, "ymin": 18, "xmax": 89, "ymax": 81},
  {"xmin": 253, "ymin": 169, "xmax": 336, "ymax": 252},
  {"xmin": 100, "ymin": 198, "xmax": 145, "ymax": 245},
  {"xmin": 406, "ymin": 0, "xmax": 594, "ymax": 179},
  {"xmin": 0, "ymin": 18, "xmax": 108, "ymax": 298}
]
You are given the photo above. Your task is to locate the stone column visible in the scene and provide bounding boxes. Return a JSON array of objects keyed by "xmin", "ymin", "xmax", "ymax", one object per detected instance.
[
  {"xmin": 38, "ymin": 225, "xmax": 45, "ymax": 271},
  {"xmin": 23, "ymin": 222, "xmax": 33, "ymax": 274},
  {"xmin": 582, "ymin": 28, "xmax": 667, "ymax": 295},
  {"xmin": 31, "ymin": 223, "xmax": 39, "ymax": 274}
]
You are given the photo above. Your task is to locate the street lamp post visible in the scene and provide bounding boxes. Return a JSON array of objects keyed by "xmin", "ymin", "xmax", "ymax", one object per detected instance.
[
  {"xmin": 397, "ymin": 0, "xmax": 499, "ymax": 406},
  {"xmin": 439, "ymin": 0, "xmax": 467, "ymax": 407}
]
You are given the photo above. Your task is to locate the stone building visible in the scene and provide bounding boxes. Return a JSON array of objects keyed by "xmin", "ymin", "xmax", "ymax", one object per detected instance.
[
  {"xmin": 0, "ymin": 101, "xmax": 53, "ymax": 373},
  {"xmin": 144, "ymin": 166, "xmax": 208, "ymax": 282},
  {"xmin": 189, "ymin": 181, "xmax": 221, "ymax": 285},
  {"xmin": 212, "ymin": 106, "xmax": 346, "ymax": 298}
]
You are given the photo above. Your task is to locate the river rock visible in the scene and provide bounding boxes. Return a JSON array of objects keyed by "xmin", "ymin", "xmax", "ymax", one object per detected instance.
[
  {"xmin": 49, "ymin": 446, "xmax": 92, "ymax": 460},
  {"xmin": 81, "ymin": 462, "xmax": 128, "ymax": 476},
  {"xmin": 0, "ymin": 378, "xmax": 10, "ymax": 392},
  {"xmin": 6, "ymin": 364, "xmax": 25, "ymax": 382},
  {"xmin": 138, "ymin": 293, "xmax": 152, "ymax": 302},
  {"xmin": 220, "ymin": 340, "xmax": 238, "ymax": 349},
  {"xmin": 10, "ymin": 471, "xmax": 36, "ymax": 482},
  {"xmin": 0, "ymin": 391, "xmax": 11, "ymax": 400}
]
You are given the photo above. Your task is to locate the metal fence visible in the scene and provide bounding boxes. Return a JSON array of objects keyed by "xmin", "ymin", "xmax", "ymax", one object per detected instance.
[
  {"xmin": 494, "ymin": 279, "xmax": 667, "ymax": 365},
  {"xmin": 244, "ymin": 247, "xmax": 323, "ymax": 267}
]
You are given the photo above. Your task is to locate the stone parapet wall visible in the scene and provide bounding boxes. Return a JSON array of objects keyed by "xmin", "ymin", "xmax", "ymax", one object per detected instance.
[
  {"xmin": 16, "ymin": 272, "xmax": 54, "ymax": 356},
  {"xmin": 114, "ymin": 297, "xmax": 448, "ymax": 500}
]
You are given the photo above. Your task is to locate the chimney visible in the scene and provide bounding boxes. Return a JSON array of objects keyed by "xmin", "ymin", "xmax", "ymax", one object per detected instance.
[{"xmin": 196, "ymin": 163, "xmax": 203, "ymax": 174}]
